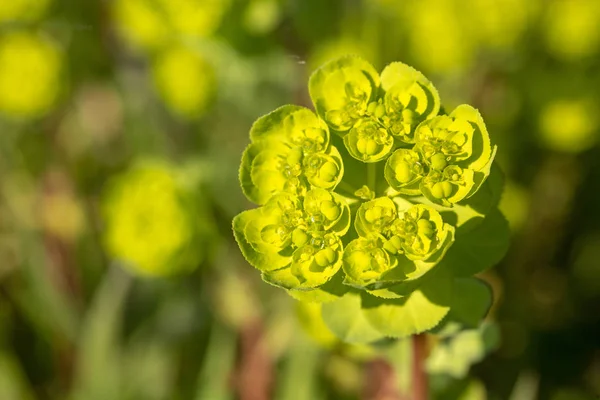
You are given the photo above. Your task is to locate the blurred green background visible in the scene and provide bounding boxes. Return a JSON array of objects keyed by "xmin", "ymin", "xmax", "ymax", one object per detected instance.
[{"xmin": 0, "ymin": 0, "xmax": 599, "ymax": 399}]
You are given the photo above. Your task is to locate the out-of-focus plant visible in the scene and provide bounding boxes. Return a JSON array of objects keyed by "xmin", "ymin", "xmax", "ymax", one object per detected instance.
[
  {"xmin": 0, "ymin": 0, "xmax": 51, "ymax": 23},
  {"xmin": 112, "ymin": 0, "xmax": 231, "ymax": 53},
  {"xmin": 0, "ymin": 32, "xmax": 63, "ymax": 118},
  {"xmin": 543, "ymin": 0, "xmax": 600, "ymax": 61},
  {"xmin": 151, "ymin": 44, "xmax": 216, "ymax": 118},
  {"xmin": 539, "ymin": 98, "xmax": 599, "ymax": 153},
  {"xmin": 101, "ymin": 161, "xmax": 213, "ymax": 277},
  {"xmin": 111, "ymin": 0, "xmax": 227, "ymax": 119},
  {"xmin": 233, "ymin": 55, "xmax": 509, "ymax": 344},
  {"xmin": 376, "ymin": 0, "xmax": 535, "ymax": 74}
]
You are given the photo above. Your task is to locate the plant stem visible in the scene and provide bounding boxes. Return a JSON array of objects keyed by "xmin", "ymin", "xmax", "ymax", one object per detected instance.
[
  {"xmin": 336, "ymin": 181, "xmax": 360, "ymax": 198},
  {"xmin": 412, "ymin": 334, "xmax": 428, "ymax": 400},
  {"xmin": 367, "ymin": 163, "xmax": 377, "ymax": 194}
]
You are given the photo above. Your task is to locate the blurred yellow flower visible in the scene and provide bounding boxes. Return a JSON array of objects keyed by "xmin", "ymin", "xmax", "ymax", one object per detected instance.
[
  {"xmin": 470, "ymin": 0, "xmax": 535, "ymax": 49},
  {"xmin": 543, "ymin": 0, "xmax": 600, "ymax": 60},
  {"xmin": 0, "ymin": 32, "xmax": 63, "ymax": 118},
  {"xmin": 539, "ymin": 99, "xmax": 598, "ymax": 153},
  {"xmin": 152, "ymin": 45, "xmax": 215, "ymax": 118},
  {"xmin": 102, "ymin": 162, "xmax": 202, "ymax": 277},
  {"xmin": 243, "ymin": 0, "xmax": 281, "ymax": 35},
  {"xmin": 0, "ymin": 0, "xmax": 51, "ymax": 23},
  {"xmin": 398, "ymin": 0, "xmax": 535, "ymax": 73},
  {"xmin": 406, "ymin": 0, "xmax": 474, "ymax": 73},
  {"xmin": 112, "ymin": 0, "xmax": 231, "ymax": 52}
]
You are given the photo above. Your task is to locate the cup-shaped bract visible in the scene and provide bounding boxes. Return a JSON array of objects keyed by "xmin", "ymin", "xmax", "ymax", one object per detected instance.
[
  {"xmin": 344, "ymin": 119, "xmax": 394, "ymax": 162},
  {"xmin": 354, "ymin": 197, "xmax": 397, "ymax": 237},
  {"xmin": 309, "ymin": 55, "xmax": 380, "ymax": 133},
  {"xmin": 384, "ymin": 149, "xmax": 427, "ymax": 195},
  {"xmin": 240, "ymin": 105, "xmax": 344, "ymax": 205},
  {"xmin": 419, "ymin": 166, "xmax": 475, "ymax": 207},
  {"xmin": 379, "ymin": 62, "xmax": 441, "ymax": 144},
  {"xmin": 343, "ymin": 236, "xmax": 397, "ymax": 286}
]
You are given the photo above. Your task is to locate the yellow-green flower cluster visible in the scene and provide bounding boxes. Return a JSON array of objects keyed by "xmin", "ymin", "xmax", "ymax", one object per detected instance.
[
  {"xmin": 112, "ymin": 0, "xmax": 230, "ymax": 52},
  {"xmin": 311, "ymin": 56, "xmax": 497, "ymax": 207},
  {"xmin": 240, "ymin": 105, "xmax": 344, "ymax": 204},
  {"xmin": 235, "ymin": 105, "xmax": 350, "ymax": 290},
  {"xmin": 234, "ymin": 189, "xmax": 350, "ymax": 289},
  {"xmin": 0, "ymin": 32, "xmax": 63, "ymax": 119},
  {"xmin": 0, "ymin": 0, "xmax": 51, "ymax": 23},
  {"xmin": 310, "ymin": 58, "xmax": 440, "ymax": 161},
  {"xmin": 111, "ymin": 0, "xmax": 225, "ymax": 118},
  {"xmin": 102, "ymin": 162, "xmax": 206, "ymax": 277},
  {"xmin": 344, "ymin": 198, "xmax": 454, "ymax": 290},
  {"xmin": 234, "ymin": 56, "xmax": 503, "ymax": 339}
]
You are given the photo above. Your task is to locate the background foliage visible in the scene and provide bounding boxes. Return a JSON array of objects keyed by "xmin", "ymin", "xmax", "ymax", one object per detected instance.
[{"xmin": 0, "ymin": 0, "xmax": 599, "ymax": 399}]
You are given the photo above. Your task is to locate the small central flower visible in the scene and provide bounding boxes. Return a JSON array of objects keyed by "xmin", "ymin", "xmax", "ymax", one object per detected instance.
[
  {"xmin": 325, "ymin": 83, "xmax": 370, "ymax": 129},
  {"xmin": 290, "ymin": 127, "xmax": 328, "ymax": 153},
  {"xmin": 345, "ymin": 120, "xmax": 394, "ymax": 162}
]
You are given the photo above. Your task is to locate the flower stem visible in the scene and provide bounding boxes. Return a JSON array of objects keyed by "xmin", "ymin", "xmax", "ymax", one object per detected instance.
[{"xmin": 368, "ymin": 162, "xmax": 377, "ymax": 194}]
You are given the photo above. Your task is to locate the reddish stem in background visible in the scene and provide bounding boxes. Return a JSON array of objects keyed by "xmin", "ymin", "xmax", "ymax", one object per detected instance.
[
  {"xmin": 363, "ymin": 358, "xmax": 401, "ymax": 400},
  {"xmin": 412, "ymin": 334, "xmax": 428, "ymax": 400},
  {"xmin": 235, "ymin": 319, "xmax": 273, "ymax": 400}
]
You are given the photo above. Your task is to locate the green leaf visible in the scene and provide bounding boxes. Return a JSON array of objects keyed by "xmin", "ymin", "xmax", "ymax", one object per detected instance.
[
  {"xmin": 321, "ymin": 292, "xmax": 385, "ymax": 344},
  {"xmin": 426, "ymin": 322, "xmax": 500, "ymax": 379},
  {"xmin": 124, "ymin": 340, "xmax": 174, "ymax": 400},
  {"xmin": 232, "ymin": 209, "xmax": 291, "ymax": 272},
  {"xmin": 0, "ymin": 354, "xmax": 35, "ymax": 400},
  {"xmin": 276, "ymin": 330, "xmax": 322, "ymax": 400},
  {"xmin": 195, "ymin": 323, "xmax": 236, "ymax": 400},
  {"xmin": 362, "ymin": 267, "xmax": 453, "ymax": 338},
  {"xmin": 441, "ymin": 208, "xmax": 510, "ymax": 277},
  {"xmin": 295, "ymin": 301, "xmax": 338, "ymax": 347},
  {"xmin": 71, "ymin": 268, "xmax": 130, "ymax": 400},
  {"xmin": 447, "ymin": 278, "xmax": 493, "ymax": 328},
  {"xmin": 309, "ymin": 55, "xmax": 380, "ymax": 132},
  {"xmin": 287, "ymin": 271, "xmax": 349, "ymax": 303}
]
